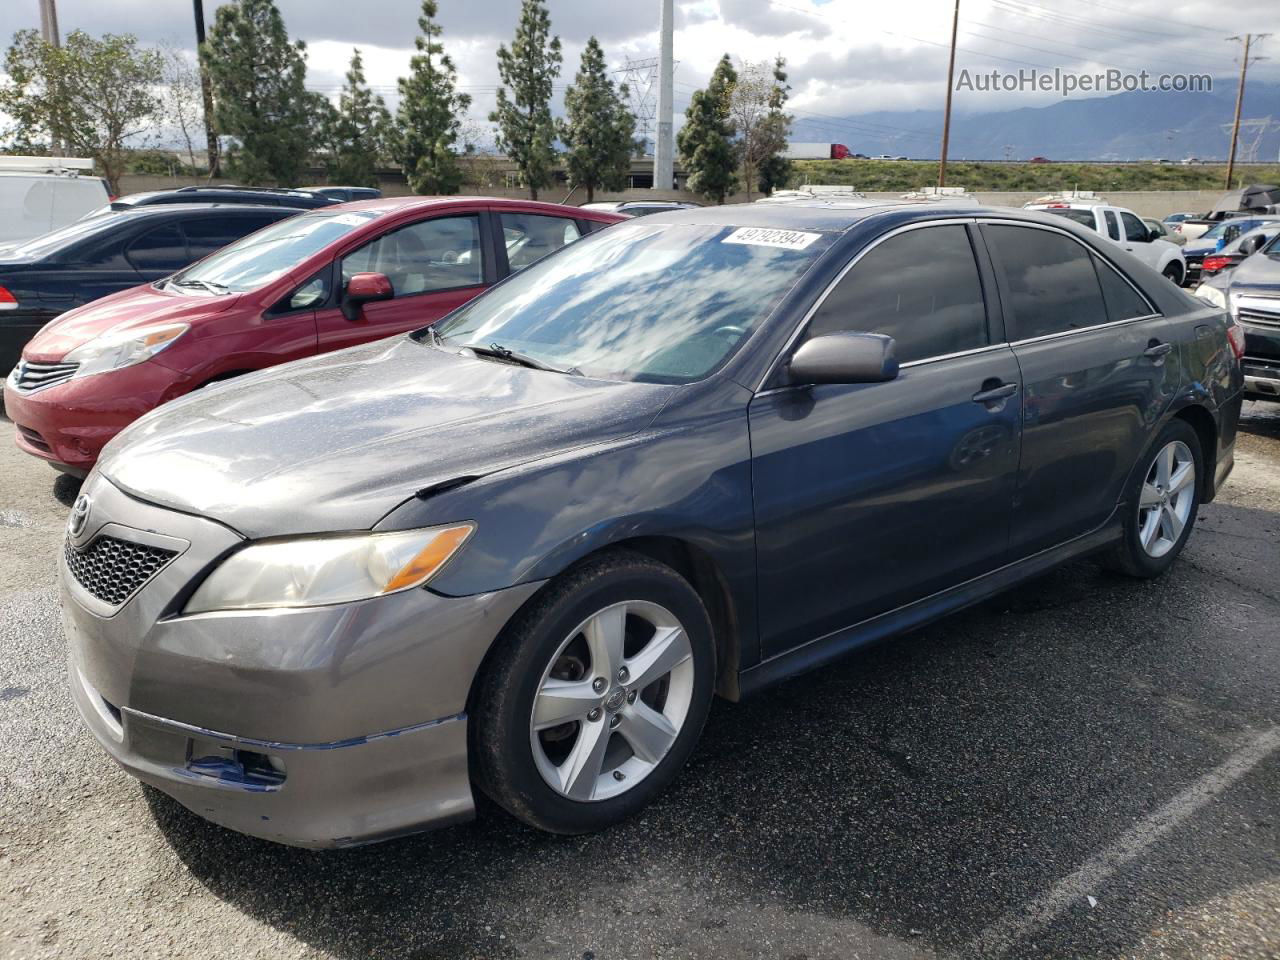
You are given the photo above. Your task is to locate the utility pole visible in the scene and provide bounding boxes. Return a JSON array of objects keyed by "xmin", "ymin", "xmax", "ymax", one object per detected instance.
[
  {"xmin": 653, "ymin": 0, "xmax": 674, "ymax": 191},
  {"xmin": 38, "ymin": 0, "xmax": 63, "ymax": 157},
  {"xmin": 1224, "ymin": 33, "xmax": 1269, "ymax": 189},
  {"xmin": 937, "ymin": 0, "xmax": 959, "ymax": 187},
  {"xmin": 193, "ymin": 0, "xmax": 221, "ymax": 178}
]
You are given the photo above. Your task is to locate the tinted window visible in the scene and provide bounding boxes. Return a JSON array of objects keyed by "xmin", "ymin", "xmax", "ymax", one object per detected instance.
[
  {"xmin": 1046, "ymin": 208, "xmax": 1096, "ymax": 231},
  {"xmin": 501, "ymin": 213, "xmax": 582, "ymax": 272},
  {"xmin": 342, "ymin": 215, "xmax": 482, "ymax": 295},
  {"xmin": 806, "ymin": 225, "xmax": 988, "ymax": 364},
  {"xmin": 1120, "ymin": 212, "xmax": 1148, "ymax": 242},
  {"xmin": 986, "ymin": 225, "xmax": 1106, "ymax": 339},
  {"xmin": 1093, "ymin": 255, "xmax": 1153, "ymax": 321},
  {"xmin": 434, "ymin": 223, "xmax": 829, "ymax": 384},
  {"xmin": 126, "ymin": 223, "xmax": 188, "ymax": 272},
  {"xmin": 1103, "ymin": 211, "xmax": 1121, "ymax": 240},
  {"xmin": 184, "ymin": 215, "xmax": 283, "ymax": 259}
]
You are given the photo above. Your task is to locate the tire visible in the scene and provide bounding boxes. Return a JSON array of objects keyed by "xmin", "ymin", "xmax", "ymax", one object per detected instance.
[
  {"xmin": 470, "ymin": 549, "xmax": 716, "ymax": 834},
  {"xmin": 1162, "ymin": 262, "xmax": 1184, "ymax": 285},
  {"xmin": 1102, "ymin": 419, "xmax": 1202, "ymax": 578}
]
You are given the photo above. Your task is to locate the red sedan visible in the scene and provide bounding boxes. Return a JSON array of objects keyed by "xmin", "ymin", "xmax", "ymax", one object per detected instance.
[{"xmin": 5, "ymin": 197, "xmax": 622, "ymax": 474}]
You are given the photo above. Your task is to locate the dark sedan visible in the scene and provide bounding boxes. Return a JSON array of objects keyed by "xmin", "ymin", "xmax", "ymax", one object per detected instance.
[
  {"xmin": 62, "ymin": 202, "xmax": 1242, "ymax": 848},
  {"xmin": 0, "ymin": 203, "xmax": 298, "ymax": 374}
]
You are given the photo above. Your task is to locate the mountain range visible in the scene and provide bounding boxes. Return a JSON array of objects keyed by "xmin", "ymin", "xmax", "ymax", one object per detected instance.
[{"xmin": 792, "ymin": 83, "xmax": 1280, "ymax": 162}]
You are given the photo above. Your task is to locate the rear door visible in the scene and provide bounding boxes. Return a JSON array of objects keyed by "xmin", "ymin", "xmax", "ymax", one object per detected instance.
[
  {"xmin": 315, "ymin": 211, "xmax": 493, "ymax": 352},
  {"xmin": 981, "ymin": 220, "xmax": 1179, "ymax": 558},
  {"xmin": 749, "ymin": 221, "xmax": 1023, "ymax": 656}
]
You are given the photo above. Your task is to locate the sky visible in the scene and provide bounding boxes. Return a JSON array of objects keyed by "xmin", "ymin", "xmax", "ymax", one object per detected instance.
[{"xmin": 8, "ymin": 0, "xmax": 1280, "ymax": 151}]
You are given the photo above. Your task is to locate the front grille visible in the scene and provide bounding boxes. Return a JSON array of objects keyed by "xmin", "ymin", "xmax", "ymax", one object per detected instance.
[
  {"xmin": 1238, "ymin": 308, "xmax": 1280, "ymax": 330},
  {"xmin": 13, "ymin": 359, "xmax": 79, "ymax": 391},
  {"xmin": 64, "ymin": 535, "xmax": 178, "ymax": 607},
  {"xmin": 15, "ymin": 424, "xmax": 51, "ymax": 453}
]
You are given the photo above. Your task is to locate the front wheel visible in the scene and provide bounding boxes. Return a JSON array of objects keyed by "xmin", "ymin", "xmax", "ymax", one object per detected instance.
[
  {"xmin": 1103, "ymin": 420, "xmax": 1202, "ymax": 578},
  {"xmin": 470, "ymin": 550, "xmax": 715, "ymax": 834}
]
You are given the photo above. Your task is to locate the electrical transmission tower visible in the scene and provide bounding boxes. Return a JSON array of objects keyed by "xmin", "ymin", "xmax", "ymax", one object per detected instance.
[
  {"xmin": 1219, "ymin": 118, "xmax": 1278, "ymax": 164},
  {"xmin": 615, "ymin": 57, "xmax": 660, "ymax": 156}
]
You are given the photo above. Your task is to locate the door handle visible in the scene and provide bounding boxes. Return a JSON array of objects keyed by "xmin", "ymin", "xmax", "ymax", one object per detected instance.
[
  {"xmin": 1143, "ymin": 341, "xmax": 1173, "ymax": 360},
  {"xmin": 972, "ymin": 382, "xmax": 1018, "ymax": 404}
]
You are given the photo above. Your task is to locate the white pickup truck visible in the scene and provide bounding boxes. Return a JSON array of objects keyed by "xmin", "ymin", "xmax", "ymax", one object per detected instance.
[{"xmin": 1024, "ymin": 200, "xmax": 1188, "ymax": 285}]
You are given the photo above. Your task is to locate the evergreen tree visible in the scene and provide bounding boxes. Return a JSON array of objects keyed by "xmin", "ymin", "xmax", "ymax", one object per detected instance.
[
  {"xmin": 320, "ymin": 49, "xmax": 392, "ymax": 187},
  {"xmin": 396, "ymin": 0, "xmax": 471, "ymax": 195},
  {"xmin": 677, "ymin": 54, "xmax": 737, "ymax": 204},
  {"xmin": 754, "ymin": 57, "xmax": 793, "ymax": 197},
  {"xmin": 558, "ymin": 38, "xmax": 635, "ymax": 203},
  {"xmin": 490, "ymin": 0, "xmax": 562, "ymax": 200},
  {"xmin": 203, "ymin": 0, "xmax": 312, "ymax": 185}
]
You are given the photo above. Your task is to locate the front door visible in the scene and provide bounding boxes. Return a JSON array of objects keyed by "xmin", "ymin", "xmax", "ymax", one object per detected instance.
[
  {"xmin": 981, "ymin": 222, "xmax": 1178, "ymax": 558},
  {"xmin": 750, "ymin": 223, "xmax": 1022, "ymax": 657},
  {"xmin": 315, "ymin": 213, "xmax": 490, "ymax": 352}
]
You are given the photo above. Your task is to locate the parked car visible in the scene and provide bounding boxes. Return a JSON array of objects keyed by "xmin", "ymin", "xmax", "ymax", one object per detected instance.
[
  {"xmin": 5, "ymin": 197, "xmax": 622, "ymax": 474},
  {"xmin": 579, "ymin": 200, "xmax": 701, "ymax": 217},
  {"xmin": 85, "ymin": 186, "xmax": 339, "ymax": 219},
  {"xmin": 1180, "ymin": 215, "xmax": 1280, "ymax": 284},
  {"xmin": 1143, "ymin": 217, "xmax": 1182, "ymax": 245},
  {"xmin": 0, "ymin": 203, "xmax": 299, "ymax": 379},
  {"xmin": 1195, "ymin": 239, "xmax": 1280, "ymax": 401},
  {"xmin": 0, "ymin": 157, "xmax": 110, "ymax": 248},
  {"xmin": 1173, "ymin": 184, "xmax": 1280, "ymax": 242},
  {"xmin": 303, "ymin": 186, "xmax": 383, "ymax": 202},
  {"xmin": 61, "ymin": 202, "xmax": 1242, "ymax": 848},
  {"xmin": 1163, "ymin": 212, "xmax": 1198, "ymax": 225},
  {"xmin": 1199, "ymin": 223, "xmax": 1280, "ymax": 279},
  {"xmin": 1025, "ymin": 199, "xmax": 1187, "ymax": 283}
]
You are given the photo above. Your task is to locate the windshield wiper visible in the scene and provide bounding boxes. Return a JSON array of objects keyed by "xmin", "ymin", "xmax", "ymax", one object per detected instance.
[
  {"xmin": 170, "ymin": 278, "xmax": 230, "ymax": 294},
  {"xmin": 458, "ymin": 341, "xmax": 580, "ymax": 376}
]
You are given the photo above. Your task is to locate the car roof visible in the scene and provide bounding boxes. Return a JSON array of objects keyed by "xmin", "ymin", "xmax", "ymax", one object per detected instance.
[
  {"xmin": 633, "ymin": 200, "xmax": 1084, "ymax": 233},
  {"xmin": 99, "ymin": 202, "xmax": 301, "ymax": 219},
  {"xmin": 329, "ymin": 195, "xmax": 624, "ymax": 221}
]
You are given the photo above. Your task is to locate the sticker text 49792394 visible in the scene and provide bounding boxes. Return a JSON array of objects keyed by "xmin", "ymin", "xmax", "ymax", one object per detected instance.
[{"xmin": 721, "ymin": 227, "xmax": 822, "ymax": 251}]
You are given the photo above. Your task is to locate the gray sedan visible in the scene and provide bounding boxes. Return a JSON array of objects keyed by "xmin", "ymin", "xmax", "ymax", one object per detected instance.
[{"xmin": 62, "ymin": 202, "xmax": 1243, "ymax": 847}]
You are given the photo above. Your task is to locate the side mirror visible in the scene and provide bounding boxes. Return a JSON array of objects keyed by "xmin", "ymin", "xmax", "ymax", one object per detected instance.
[
  {"xmin": 787, "ymin": 332, "xmax": 899, "ymax": 386},
  {"xmin": 341, "ymin": 272, "xmax": 393, "ymax": 321},
  {"xmin": 1239, "ymin": 234, "xmax": 1265, "ymax": 255}
]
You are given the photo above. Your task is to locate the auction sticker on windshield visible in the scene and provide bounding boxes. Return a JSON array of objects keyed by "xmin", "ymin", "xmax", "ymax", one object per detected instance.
[{"xmin": 722, "ymin": 227, "xmax": 822, "ymax": 250}]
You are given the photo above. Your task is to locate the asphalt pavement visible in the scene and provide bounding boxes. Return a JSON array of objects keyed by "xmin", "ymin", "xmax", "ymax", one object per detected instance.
[{"xmin": 1, "ymin": 405, "xmax": 1278, "ymax": 960}]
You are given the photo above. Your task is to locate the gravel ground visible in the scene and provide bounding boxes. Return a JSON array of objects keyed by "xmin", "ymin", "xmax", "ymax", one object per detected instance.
[{"xmin": 1, "ymin": 404, "xmax": 1278, "ymax": 960}]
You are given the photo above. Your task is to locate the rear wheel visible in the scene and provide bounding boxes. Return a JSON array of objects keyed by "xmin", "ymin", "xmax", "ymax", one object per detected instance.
[
  {"xmin": 470, "ymin": 550, "xmax": 715, "ymax": 834},
  {"xmin": 1162, "ymin": 262, "xmax": 1184, "ymax": 285},
  {"xmin": 1103, "ymin": 420, "xmax": 1202, "ymax": 578}
]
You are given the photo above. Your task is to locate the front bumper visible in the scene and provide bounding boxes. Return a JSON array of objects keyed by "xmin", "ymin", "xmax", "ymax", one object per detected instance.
[
  {"xmin": 62, "ymin": 472, "xmax": 543, "ymax": 847},
  {"xmin": 3, "ymin": 360, "xmax": 197, "ymax": 472}
]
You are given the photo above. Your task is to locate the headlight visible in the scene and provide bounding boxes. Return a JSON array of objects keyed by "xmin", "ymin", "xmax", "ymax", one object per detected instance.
[
  {"xmin": 66, "ymin": 323, "xmax": 188, "ymax": 379},
  {"xmin": 1192, "ymin": 284, "xmax": 1228, "ymax": 310},
  {"xmin": 184, "ymin": 523, "xmax": 474, "ymax": 613}
]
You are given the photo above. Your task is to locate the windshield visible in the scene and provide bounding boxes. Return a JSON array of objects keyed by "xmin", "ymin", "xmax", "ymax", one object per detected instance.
[
  {"xmin": 1044, "ymin": 208, "xmax": 1097, "ymax": 230},
  {"xmin": 1202, "ymin": 219, "xmax": 1259, "ymax": 240},
  {"xmin": 5, "ymin": 212, "xmax": 130, "ymax": 259},
  {"xmin": 170, "ymin": 210, "xmax": 379, "ymax": 292},
  {"xmin": 432, "ymin": 222, "xmax": 832, "ymax": 384}
]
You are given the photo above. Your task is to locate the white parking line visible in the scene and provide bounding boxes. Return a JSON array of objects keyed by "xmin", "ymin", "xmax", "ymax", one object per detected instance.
[{"xmin": 966, "ymin": 725, "xmax": 1280, "ymax": 957}]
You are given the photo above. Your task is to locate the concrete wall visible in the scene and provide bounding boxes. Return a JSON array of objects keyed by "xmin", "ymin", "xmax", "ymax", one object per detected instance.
[{"xmin": 115, "ymin": 174, "xmax": 1219, "ymax": 219}]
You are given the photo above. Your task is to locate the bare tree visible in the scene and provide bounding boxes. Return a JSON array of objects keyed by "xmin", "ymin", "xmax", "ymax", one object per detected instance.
[
  {"xmin": 159, "ymin": 43, "xmax": 205, "ymax": 173},
  {"xmin": 728, "ymin": 60, "xmax": 777, "ymax": 203}
]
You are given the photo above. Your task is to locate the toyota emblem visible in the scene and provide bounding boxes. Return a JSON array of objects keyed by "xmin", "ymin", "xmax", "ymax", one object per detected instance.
[{"xmin": 67, "ymin": 494, "xmax": 92, "ymax": 541}]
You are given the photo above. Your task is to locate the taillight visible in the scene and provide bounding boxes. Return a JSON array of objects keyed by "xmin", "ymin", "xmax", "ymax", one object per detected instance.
[
  {"xmin": 0, "ymin": 285, "xmax": 17, "ymax": 311},
  {"xmin": 1226, "ymin": 322, "xmax": 1246, "ymax": 361},
  {"xmin": 1201, "ymin": 256, "xmax": 1231, "ymax": 273}
]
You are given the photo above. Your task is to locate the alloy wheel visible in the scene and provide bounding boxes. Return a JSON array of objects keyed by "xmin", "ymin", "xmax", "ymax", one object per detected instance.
[
  {"xmin": 1137, "ymin": 439, "xmax": 1195, "ymax": 558},
  {"xmin": 529, "ymin": 600, "xmax": 695, "ymax": 802}
]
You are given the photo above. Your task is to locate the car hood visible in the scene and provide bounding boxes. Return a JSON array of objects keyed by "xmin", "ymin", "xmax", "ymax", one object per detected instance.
[
  {"xmin": 22, "ymin": 283, "xmax": 243, "ymax": 362},
  {"xmin": 98, "ymin": 336, "xmax": 675, "ymax": 538},
  {"xmin": 1183, "ymin": 241, "xmax": 1217, "ymax": 256},
  {"xmin": 1226, "ymin": 253, "xmax": 1280, "ymax": 294}
]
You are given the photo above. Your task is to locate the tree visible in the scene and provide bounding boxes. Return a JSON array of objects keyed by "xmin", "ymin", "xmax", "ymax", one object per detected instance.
[
  {"xmin": 159, "ymin": 44, "xmax": 206, "ymax": 174},
  {"xmin": 734, "ymin": 56, "xmax": 792, "ymax": 199},
  {"xmin": 558, "ymin": 38, "xmax": 635, "ymax": 203},
  {"xmin": 677, "ymin": 54, "xmax": 737, "ymax": 204},
  {"xmin": 203, "ymin": 0, "xmax": 313, "ymax": 185},
  {"xmin": 396, "ymin": 0, "xmax": 472, "ymax": 195},
  {"xmin": 490, "ymin": 0, "xmax": 562, "ymax": 200},
  {"xmin": 319, "ymin": 49, "xmax": 392, "ymax": 187},
  {"xmin": 0, "ymin": 29, "xmax": 162, "ymax": 194}
]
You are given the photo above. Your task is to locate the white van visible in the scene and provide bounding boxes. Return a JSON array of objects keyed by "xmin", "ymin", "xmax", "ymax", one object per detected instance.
[{"xmin": 0, "ymin": 157, "xmax": 110, "ymax": 248}]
